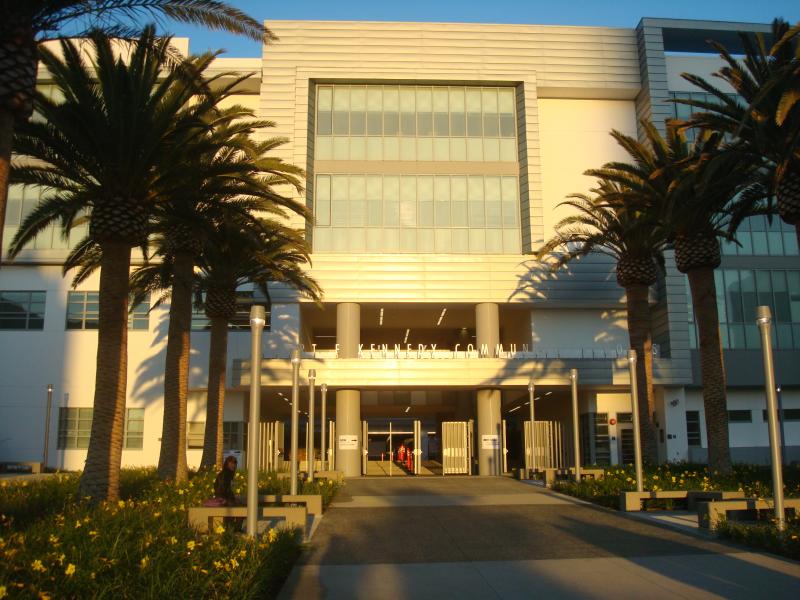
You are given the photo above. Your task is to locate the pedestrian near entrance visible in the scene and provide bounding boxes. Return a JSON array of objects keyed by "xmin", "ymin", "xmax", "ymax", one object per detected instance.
[{"xmin": 397, "ymin": 443, "xmax": 406, "ymax": 463}]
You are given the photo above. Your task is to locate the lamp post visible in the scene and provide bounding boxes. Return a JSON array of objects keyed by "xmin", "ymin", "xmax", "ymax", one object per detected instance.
[
  {"xmin": 570, "ymin": 369, "xmax": 581, "ymax": 482},
  {"xmin": 290, "ymin": 348, "xmax": 301, "ymax": 496},
  {"xmin": 756, "ymin": 306, "xmax": 785, "ymax": 531},
  {"xmin": 246, "ymin": 305, "xmax": 266, "ymax": 537},
  {"xmin": 320, "ymin": 383, "xmax": 328, "ymax": 470},
  {"xmin": 307, "ymin": 369, "xmax": 316, "ymax": 481},
  {"xmin": 43, "ymin": 384, "xmax": 53, "ymax": 469},
  {"xmin": 627, "ymin": 350, "xmax": 644, "ymax": 493},
  {"xmin": 527, "ymin": 377, "xmax": 536, "ymax": 475}
]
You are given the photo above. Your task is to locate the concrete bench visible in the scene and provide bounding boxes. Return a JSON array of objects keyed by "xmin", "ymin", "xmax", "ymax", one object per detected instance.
[
  {"xmin": 698, "ymin": 498, "xmax": 800, "ymax": 529},
  {"xmin": 259, "ymin": 494, "xmax": 322, "ymax": 517},
  {"xmin": 621, "ymin": 490, "xmax": 688, "ymax": 511},
  {"xmin": 686, "ymin": 490, "xmax": 745, "ymax": 510},
  {"xmin": 188, "ymin": 505, "xmax": 307, "ymax": 537},
  {"xmin": 0, "ymin": 461, "xmax": 42, "ymax": 474},
  {"xmin": 542, "ymin": 467, "xmax": 605, "ymax": 488},
  {"xmin": 314, "ymin": 470, "xmax": 344, "ymax": 483}
]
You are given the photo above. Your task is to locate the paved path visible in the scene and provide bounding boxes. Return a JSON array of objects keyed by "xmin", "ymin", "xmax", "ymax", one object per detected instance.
[{"xmin": 280, "ymin": 478, "xmax": 800, "ymax": 599}]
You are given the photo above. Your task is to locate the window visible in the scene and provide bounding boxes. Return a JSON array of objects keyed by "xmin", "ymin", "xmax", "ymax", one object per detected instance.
[
  {"xmin": 580, "ymin": 413, "xmax": 611, "ymax": 466},
  {"xmin": 66, "ymin": 292, "xmax": 150, "ymax": 330},
  {"xmin": 3, "ymin": 185, "xmax": 88, "ymax": 253},
  {"xmin": 316, "ymin": 84, "xmax": 518, "ymax": 162},
  {"xmin": 616, "ymin": 412, "xmax": 633, "ymax": 424},
  {"xmin": 124, "ymin": 408, "xmax": 144, "ymax": 449},
  {"xmin": 0, "ymin": 291, "xmax": 45, "ymax": 330},
  {"xmin": 58, "ymin": 407, "xmax": 93, "ymax": 449},
  {"xmin": 191, "ymin": 290, "xmax": 270, "ymax": 331},
  {"xmin": 762, "ymin": 409, "xmax": 800, "ymax": 422},
  {"xmin": 686, "ymin": 411, "xmax": 701, "ymax": 447},
  {"xmin": 728, "ymin": 410, "xmax": 752, "ymax": 423},
  {"xmin": 687, "ymin": 270, "xmax": 800, "ymax": 350},
  {"xmin": 223, "ymin": 422, "xmax": 246, "ymax": 451},
  {"xmin": 313, "ymin": 173, "xmax": 520, "ymax": 254},
  {"xmin": 187, "ymin": 421, "xmax": 205, "ymax": 449}
]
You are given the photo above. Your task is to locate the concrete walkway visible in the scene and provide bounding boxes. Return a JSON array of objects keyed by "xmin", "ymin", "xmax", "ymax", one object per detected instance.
[{"xmin": 279, "ymin": 477, "xmax": 800, "ymax": 599}]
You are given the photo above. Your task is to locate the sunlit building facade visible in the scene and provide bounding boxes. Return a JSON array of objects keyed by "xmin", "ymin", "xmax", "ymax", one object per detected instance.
[{"xmin": 1, "ymin": 18, "xmax": 798, "ymax": 477}]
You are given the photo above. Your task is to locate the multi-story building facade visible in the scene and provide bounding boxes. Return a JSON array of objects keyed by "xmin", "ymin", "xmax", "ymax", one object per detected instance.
[{"xmin": 1, "ymin": 18, "xmax": 798, "ymax": 477}]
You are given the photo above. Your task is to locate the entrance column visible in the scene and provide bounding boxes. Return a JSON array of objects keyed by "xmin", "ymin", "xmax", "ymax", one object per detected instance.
[
  {"xmin": 336, "ymin": 302, "xmax": 361, "ymax": 477},
  {"xmin": 476, "ymin": 302, "xmax": 502, "ymax": 475}
]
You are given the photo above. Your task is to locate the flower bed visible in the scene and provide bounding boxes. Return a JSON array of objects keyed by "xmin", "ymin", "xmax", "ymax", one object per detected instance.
[
  {"xmin": 0, "ymin": 469, "xmax": 340, "ymax": 599},
  {"xmin": 715, "ymin": 517, "xmax": 800, "ymax": 561}
]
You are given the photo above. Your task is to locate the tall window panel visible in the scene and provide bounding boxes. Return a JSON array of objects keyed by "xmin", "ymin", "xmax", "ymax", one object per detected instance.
[
  {"xmin": 687, "ymin": 270, "xmax": 800, "ymax": 350},
  {"xmin": 0, "ymin": 291, "xmax": 45, "ymax": 330},
  {"xmin": 315, "ymin": 85, "xmax": 518, "ymax": 163},
  {"xmin": 3, "ymin": 185, "xmax": 89, "ymax": 253},
  {"xmin": 58, "ymin": 407, "xmax": 93, "ymax": 449},
  {"xmin": 191, "ymin": 289, "xmax": 271, "ymax": 331},
  {"xmin": 66, "ymin": 292, "xmax": 150, "ymax": 330},
  {"xmin": 313, "ymin": 174, "xmax": 520, "ymax": 254},
  {"xmin": 124, "ymin": 408, "xmax": 145, "ymax": 449}
]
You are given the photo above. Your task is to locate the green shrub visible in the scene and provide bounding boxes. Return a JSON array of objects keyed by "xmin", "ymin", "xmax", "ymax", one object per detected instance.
[
  {"xmin": 0, "ymin": 468, "xmax": 339, "ymax": 599},
  {"xmin": 715, "ymin": 517, "xmax": 800, "ymax": 561}
]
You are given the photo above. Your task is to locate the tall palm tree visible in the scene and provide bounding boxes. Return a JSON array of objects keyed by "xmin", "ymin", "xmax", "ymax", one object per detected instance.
[
  {"xmin": 591, "ymin": 121, "xmax": 757, "ymax": 474},
  {"xmin": 8, "ymin": 28, "xmax": 218, "ymax": 500},
  {"xmin": 196, "ymin": 217, "xmax": 322, "ymax": 469},
  {"xmin": 673, "ymin": 18, "xmax": 800, "ymax": 243},
  {"xmin": 535, "ymin": 180, "xmax": 666, "ymax": 463},
  {"xmin": 135, "ymin": 128, "xmax": 307, "ymax": 482},
  {"xmin": 0, "ymin": 1, "xmax": 272, "ymax": 263}
]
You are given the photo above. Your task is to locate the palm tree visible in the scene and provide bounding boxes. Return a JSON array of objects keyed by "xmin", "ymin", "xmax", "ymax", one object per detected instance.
[
  {"xmin": 673, "ymin": 18, "xmax": 800, "ymax": 243},
  {"xmin": 8, "ymin": 28, "xmax": 219, "ymax": 500},
  {"xmin": 136, "ymin": 127, "xmax": 307, "ymax": 482},
  {"xmin": 196, "ymin": 217, "xmax": 322, "ymax": 469},
  {"xmin": 535, "ymin": 180, "xmax": 666, "ymax": 464},
  {"xmin": 590, "ymin": 121, "xmax": 757, "ymax": 474},
  {"xmin": 0, "ymin": 1, "xmax": 271, "ymax": 263}
]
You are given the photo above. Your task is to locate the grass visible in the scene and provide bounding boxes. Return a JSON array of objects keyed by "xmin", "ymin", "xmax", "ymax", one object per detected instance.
[{"xmin": 0, "ymin": 468, "xmax": 339, "ymax": 599}]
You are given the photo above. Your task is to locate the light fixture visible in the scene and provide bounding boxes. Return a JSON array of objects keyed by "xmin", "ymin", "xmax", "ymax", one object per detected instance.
[
  {"xmin": 509, "ymin": 406, "xmax": 521, "ymax": 413},
  {"xmin": 403, "ymin": 328, "xmax": 410, "ymax": 344},
  {"xmin": 379, "ymin": 307, "xmax": 384, "ymax": 326},
  {"xmin": 436, "ymin": 308, "xmax": 447, "ymax": 326},
  {"xmin": 545, "ymin": 391, "xmax": 552, "ymax": 396},
  {"xmin": 404, "ymin": 406, "xmax": 411, "ymax": 413}
]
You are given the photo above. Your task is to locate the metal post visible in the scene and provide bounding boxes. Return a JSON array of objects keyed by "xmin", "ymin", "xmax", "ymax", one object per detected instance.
[
  {"xmin": 246, "ymin": 305, "xmax": 266, "ymax": 537},
  {"xmin": 320, "ymin": 383, "xmax": 327, "ymax": 470},
  {"xmin": 628, "ymin": 350, "xmax": 644, "ymax": 493},
  {"xmin": 307, "ymin": 370, "xmax": 316, "ymax": 481},
  {"xmin": 570, "ymin": 369, "xmax": 581, "ymax": 482},
  {"xmin": 756, "ymin": 306, "xmax": 785, "ymax": 531},
  {"xmin": 528, "ymin": 377, "xmax": 536, "ymax": 475},
  {"xmin": 43, "ymin": 384, "xmax": 53, "ymax": 469},
  {"xmin": 290, "ymin": 348, "xmax": 301, "ymax": 496}
]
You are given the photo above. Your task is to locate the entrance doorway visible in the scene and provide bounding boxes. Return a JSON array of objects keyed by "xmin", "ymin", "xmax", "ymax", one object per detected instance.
[{"xmin": 362, "ymin": 419, "xmax": 430, "ymax": 476}]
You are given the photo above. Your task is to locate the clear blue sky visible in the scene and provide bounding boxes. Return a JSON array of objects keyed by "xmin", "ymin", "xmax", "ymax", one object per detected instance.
[{"xmin": 162, "ymin": 0, "xmax": 800, "ymax": 56}]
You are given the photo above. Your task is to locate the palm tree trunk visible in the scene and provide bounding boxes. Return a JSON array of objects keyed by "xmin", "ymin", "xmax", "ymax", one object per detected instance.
[
  {"xmin": 157, "ymin": 252, "xmax": 194, "ymax": 482},
  {"xmin": 0, "ymin": 110, "xmax": 13, "ymax": 263},
  {"xmin": 686, "ymin": 267, "xmax": 732, "ymax": 474},
  {"xmin": 79, "ymin": 241, "xmax": 131, "ymax": 501},
  {"xmin": 625, "ymin": 283, "xmax": 658, "ymax": 463},
  {"xmin": 200, "ymin": 316, "xmax": 228, "ymax": 469}
]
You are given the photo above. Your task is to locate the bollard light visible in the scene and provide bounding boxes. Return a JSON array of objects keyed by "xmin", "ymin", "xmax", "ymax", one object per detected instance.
[
  {"xmin": 43, "ymin": 384, "xmax": 53, "ymax": 470},
  {"xmin": 246, "ymin": 305, "xmax": 266, "ymax": 537},
  {"xmin": 570, "ymin": 369, "xmax": 581, "ymax": 482},
  {"xmin": 628, "ymin": 350, "xmax": 644, "ymax": 493},
  {"xmin": 290, "ymin": 348, "xmax": 301, "ymax": 496},
  {"xmin": 756, "ymin": 306, "xmax": 785, "ymax": 530},
  {"xmin": 320, "ymin": 384, "xmax": 328, "ymax": 470},
  {"xmin": 528, "ymin": 376, "xmax": 536, "ymax": 475},
  {"xmin": 307, "ymin": 369, "xmax": 316, "ymax": 481}
]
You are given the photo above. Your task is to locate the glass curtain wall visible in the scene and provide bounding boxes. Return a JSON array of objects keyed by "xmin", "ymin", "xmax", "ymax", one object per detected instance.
[{"xmin": 313, "ymin": 84, "xmax": 521, "ymax": 254}]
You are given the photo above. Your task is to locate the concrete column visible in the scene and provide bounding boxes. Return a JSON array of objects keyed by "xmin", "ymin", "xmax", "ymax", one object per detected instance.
[
  {"xmin": 335, "ymin": 303, "xmax": 361, "ymax": 477},
  {"xmin": 476, "ymin": 302, "xmax": 502, "ymax": 475}
]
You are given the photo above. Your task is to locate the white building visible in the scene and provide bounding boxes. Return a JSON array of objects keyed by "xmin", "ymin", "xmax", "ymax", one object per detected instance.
[{"xmin": 1, "ymin": 18, "xmax": 798, "ymax": 476}]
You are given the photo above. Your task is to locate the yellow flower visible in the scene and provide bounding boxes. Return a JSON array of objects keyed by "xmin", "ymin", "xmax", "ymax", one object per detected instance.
[
  {"xmin": 238, "ymin": 550, "xmax": 247, "ymax": 559},
  {"xmin": 268, "ymin": 528, "xmax": 278, "ymax": 543},
  {"xmin": 0, "ymin": 585, "xmax": 6, "ymax": 599},
  {"xmin": 186, "ymin": 541, "xmax": 196, "ymax": 551},
  {"xmin": 213, "ymin": 560, "xmax": 223, "ymax": 570},
  {"xmin": 88, "ymin": 530, "xmax": 99, "ymax": 538},
  {"xmin": 214, "ymin": 525, "xmax": 225, "ymax": 534},
  {"xmin": 48, "ymin": 534, "xmax": 59, "ymax": 546},
  {"xmin": 167, "ymin": 536, "xmax": 178, "ymax": 545},
  {"xmin": 31, "ymin": 559, "xmax": 46, "ymax": 573},
  {"xmin": 118, "ymin": 500, "xmax": 126, "ymax": 508},
  {"xmin": 140, "ymin": 556, "xmax": 149, "ymax": 569},
  {"xmin": 230, "ymin": 558, "xmax": 239, "ymax": 570},
  {"xmin": 153, "ymin": 512, "xmax": 161, "ymax": 518},
  {"xmin": 65, "ymin": 564, "xmax": 76, "ymax": 577},
  {"xmin": 74, "ymin": 520, "xmax": 82, "ymax": 529}
]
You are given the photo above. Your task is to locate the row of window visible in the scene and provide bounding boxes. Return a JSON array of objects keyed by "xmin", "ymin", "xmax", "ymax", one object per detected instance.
[
  {"xmin": 720, "ymin": 215, "xmax": 799, "ymax": 257},
  {"xmin": 0, "ymin": 290, "xmax": 270, "ymax": 331},
  {"xmin": 687, "ymin": 269, "xmax": 800, "ymax": 350},
  {"xmin": 58, "ymin": 407, "xmax": 246, "ymax": 451},
  {"xmin": 685, "ymin": 409, "xmax": 800, "ymax": 447},
  {"xmin": 317, "ymin": 85, "xmax": 517, "ymax": 139}
]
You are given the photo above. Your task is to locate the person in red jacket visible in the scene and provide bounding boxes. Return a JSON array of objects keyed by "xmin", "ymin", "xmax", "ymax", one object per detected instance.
[{"xmin": 397, "ymin": 443, "xmax": 406, "ymax": 463}]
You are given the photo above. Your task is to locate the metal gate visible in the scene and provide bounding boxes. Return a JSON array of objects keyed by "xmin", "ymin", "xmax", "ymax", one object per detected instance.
[
  {"xmin": 259, "ymin": 421, "xmax": 285, "ymax": 471},
  {"xmin": 413, "ymin": 420, "xmax": 422, "ymax": 475},
  {"xmin": 502, "ymin": 418, "xmax": 509, "ymax": 473},
  {"xmin": 327, "ymin": 420, "xmax": 335, "ymax": 470},
  {"xmin": 362, "ymin": 420, "xmax": 368, "ymax": 475},
  {"xmin": 442, "ymin": 421, "xmax": 471, "ymax": 475},
  {"xmin": 524, "ymin": 420, "xmax": 565, "ymax": 470}
]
